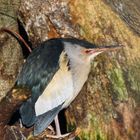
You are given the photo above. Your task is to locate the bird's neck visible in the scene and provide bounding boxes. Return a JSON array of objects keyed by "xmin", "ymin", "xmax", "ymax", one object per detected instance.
[
  {"xmin": 69, "ymin": 58, "xmax": 91, "ymax": 96},
  {"xmin": 64, "ymin": 44, "xmax": 91, "ymax": 96}
]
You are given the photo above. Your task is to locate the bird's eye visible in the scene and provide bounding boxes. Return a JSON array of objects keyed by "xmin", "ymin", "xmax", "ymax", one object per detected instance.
[{"xmin": 84, "ymin": 49, "xmax": 93, "ymax": 54}]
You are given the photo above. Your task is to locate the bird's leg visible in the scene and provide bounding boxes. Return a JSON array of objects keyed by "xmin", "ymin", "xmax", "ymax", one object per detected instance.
[
  {"xmin": 54, "ymin": 115, "xmax": 61, "ymax": 135},
  {"xmin": 19, "ymin": 119, "xmax": 23, "ymax": 128},
  {"xmin": 46, "ymin": 115, "xmax": 71, "ymax": 139}
]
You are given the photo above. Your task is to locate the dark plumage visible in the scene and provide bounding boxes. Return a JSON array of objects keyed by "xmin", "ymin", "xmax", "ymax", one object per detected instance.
[{"xmin": 17, "ymin": 39, "xmax": 64, "ymax": 126}]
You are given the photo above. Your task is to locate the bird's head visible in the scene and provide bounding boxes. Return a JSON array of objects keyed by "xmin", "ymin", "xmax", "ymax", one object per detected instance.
[{"xmin": 62, "ymin": 38, "xmax": 121, "ymax": 63}]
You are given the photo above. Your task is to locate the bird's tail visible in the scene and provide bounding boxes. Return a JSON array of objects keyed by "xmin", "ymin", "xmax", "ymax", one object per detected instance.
[
  {"xmin": 33, "ymin": 103, "xmax": 63, "ymax": 136},
  {"xmin": 20, "ymin": 98, "xmax": 36, "ymax": 127}
]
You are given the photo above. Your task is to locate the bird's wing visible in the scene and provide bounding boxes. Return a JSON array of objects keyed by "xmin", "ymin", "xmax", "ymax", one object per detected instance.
[
  {"xmin": 17, "ymin": 39, "xmax": 64, "ymax": 103},
  {"xmin": 17, "ymin": 39, "xmax": 65, "ymax": 126},
  {"xmin": 34, "ymin": 103, "xmax": 63, "ymax": 136},
  {"xmin": 34, "ymin": 55, "xmax": 73, "ymax": 116}
]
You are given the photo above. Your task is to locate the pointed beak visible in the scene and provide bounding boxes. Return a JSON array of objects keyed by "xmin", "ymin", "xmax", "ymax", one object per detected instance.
[{"xmin": 85, "ymin": 44, "xmax": 122, "ymax": 54}]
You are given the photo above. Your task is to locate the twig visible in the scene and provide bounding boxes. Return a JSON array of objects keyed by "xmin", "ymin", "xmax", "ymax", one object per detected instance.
[{"xmin": 0, "ymin": 28, "xmax": 32, "ymax": 53}]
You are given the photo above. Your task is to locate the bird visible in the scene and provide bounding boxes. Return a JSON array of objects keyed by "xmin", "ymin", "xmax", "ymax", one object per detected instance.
[{"xmin": 16, "ymin": 38, "xmax": 120, "ymax": 137}]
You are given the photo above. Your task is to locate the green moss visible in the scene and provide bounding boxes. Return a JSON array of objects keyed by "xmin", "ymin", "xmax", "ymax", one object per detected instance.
[
  {"xmin": 107, "ymin": 67, "xmax": 128, "ymax": 101},
  {"xmin": 128, "ymin": 72, "xmax": 140, "ymax": 91},
  {"xmin": 77, "ymin": 114, "xmax": 108, "ymax": 140},
  {"xmin": 67, "ymin": 122, "xmax": 77, "ymax": 132},
  {"xmin": 127, "ymin": 66, "xmax": 140, "ymax": 102},
  {"xmin": 75, "ymin": 136, "xmax": 81, "ymax": 140},
  {"xmin": 79, "ymin": 129, "xmax": 108, "ymax": 140}
]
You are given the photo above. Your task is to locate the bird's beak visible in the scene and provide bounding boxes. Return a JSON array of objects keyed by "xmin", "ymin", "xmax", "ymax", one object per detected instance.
[{"xmin": 85, "ymin": 44, "xmax": 122, "ymax": 54}]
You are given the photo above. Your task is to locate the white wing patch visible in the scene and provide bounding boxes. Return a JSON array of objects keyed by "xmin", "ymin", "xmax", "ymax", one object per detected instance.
[{"xmin": 35, "ymin": 52, "xmax": 73, "ymax": 116}]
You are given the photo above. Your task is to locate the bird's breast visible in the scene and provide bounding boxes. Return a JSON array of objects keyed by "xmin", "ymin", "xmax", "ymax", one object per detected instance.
[
  {"xmin": 35, "ymin": 51, "xmax": 74, "ymax": 116},
  {"xmin": 35, "ymin": 51, "xmax": 91, "ymax": 116},
  {"xmin": 63, "ymin": 62, "xmax": 91, "ymax": 107}
]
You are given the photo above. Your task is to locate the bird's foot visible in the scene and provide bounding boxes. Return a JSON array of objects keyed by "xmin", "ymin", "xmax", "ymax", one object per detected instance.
[
  {"xmin": 47, "ymin": 125, "xmax": 55, "ymax": 134},
  {"xmin": 46, "ymin": 128, "xmax": 81, "ymax": 139},
  {"xmin": 39, "ymin": 125, "xmax": 55, "ymax": 138},
  {"xmin": 46, "ymin": 132, "xmax": 71, "ymax": 139}
]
